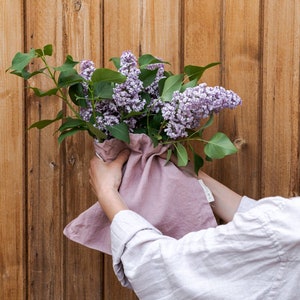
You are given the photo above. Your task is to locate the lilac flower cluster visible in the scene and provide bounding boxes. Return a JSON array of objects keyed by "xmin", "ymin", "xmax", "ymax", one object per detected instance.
[
  {"xmin": 79, "ymin": 51, "xmax": 242, "ymax": 142},
  {"xmin": 80, "ymin": 60, "xmax": 96, "ymax": 81},
  {"xmin": 79, "ymin": 52, "xmax": 147, "ymax": 136},
  {"xmin": 79, "ymin": 60, "xmax": 96, "ymax": 123},
  {"xmin": 79, "ymin": 60, "xmax": 120, "ymax": 134},
  {"xmin": 145, "ymin": 62, "xmax": 165, "ymax": 113},
  {"xmin": 161, "ymin": 83, "xmax": 242, "ymax": 139},
  {"xmin": 113, "ymin": 51, "xmax": 145, "ymax": 114}
]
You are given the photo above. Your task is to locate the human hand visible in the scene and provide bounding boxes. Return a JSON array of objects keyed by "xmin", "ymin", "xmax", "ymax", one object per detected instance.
[{"xmin": 89, "ymin": 149, "xmax": 130, "ymax": 221}]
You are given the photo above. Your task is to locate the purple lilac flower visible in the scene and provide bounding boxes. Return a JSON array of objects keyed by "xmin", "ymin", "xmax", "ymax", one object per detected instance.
[
  {"xmin": 79, "ymin": 60, "xmax": 96, "ymax": 123},
  {"xmin": 112, "ymin": 51, "xmax": 145, "ymax": 117},
  {"xmin": 145, "ymin": 62, "xmax": 165, "ymax": 113},
  {"xmin": 79, "ymin": 59, "xmax": 121, "ymax": 136},
  {"xmin": 80, "ymin": 60, "xmax": 95, "ymax": 93},
  {"xmin": 93, "ymin": 100, "xmax": 121, "ymax": 135},
  {"xmin": 80, "ymin": 60, "xmax": 96, "ymax": 80},
  {"xmin": 161, "ymin": 83, "xmax": 242, "ymax": 139}
]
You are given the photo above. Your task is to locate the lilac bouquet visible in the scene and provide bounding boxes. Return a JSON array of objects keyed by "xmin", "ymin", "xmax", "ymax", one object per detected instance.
[{"xmin": 7, "ymin": 45, "xmax": 242, "ymax": 171}]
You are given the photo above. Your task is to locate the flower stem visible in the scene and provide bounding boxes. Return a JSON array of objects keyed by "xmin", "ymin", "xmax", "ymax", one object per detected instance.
[
  {"xmin": 40, "ymin": 55, "xmax": 81, "ymax": 118},
  {"xmin": 162, "ymin": 136, "xmax": 208, "ymax": 145}
]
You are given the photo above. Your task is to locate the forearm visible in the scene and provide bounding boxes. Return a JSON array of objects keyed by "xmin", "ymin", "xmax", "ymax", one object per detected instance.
[
  {"xmin": 198, "ymin": 171, "xmax": 242, "ymax": 222},
  {"xmin": 97, "ymin": 189, "xmax": 128, "ymax": 222}
]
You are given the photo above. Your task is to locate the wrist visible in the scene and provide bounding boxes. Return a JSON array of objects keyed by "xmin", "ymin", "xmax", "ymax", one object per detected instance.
[{"xmin": 97, "ymin": 189, "xmax": 128, "ymax": 222}]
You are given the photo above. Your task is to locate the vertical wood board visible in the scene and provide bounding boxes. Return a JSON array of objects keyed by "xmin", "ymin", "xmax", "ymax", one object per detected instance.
[
  {"xmin": 25, "ymin": 1, "xmax": 65, "ymax": 298},
  {"xmin": 261, "ymin": 0, "xmax": 300, "ymax": 197},
  {"xmin": 0, "ymin": 0, "xmax": 25, "ymax": 299},
  {"xmin": 62, "ymin": 1, "xmax": 104, "ymax": 299}
]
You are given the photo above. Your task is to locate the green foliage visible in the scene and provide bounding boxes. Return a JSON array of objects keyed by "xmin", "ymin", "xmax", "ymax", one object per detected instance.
[
  {"xmin": 204, "ymin": 132, "xmax": 237, "ymax": 159},
  {"xmin": 91, "ymin": 68, "xmax": 126, "ymax": 83},
  {"xmin": 161, "ymin": 74, "xmax": 184, "ymax": 102},
  {"xmin": 174, "ymin": 142, "xmax": 189, "ymax": 167},
  {"xmin": 184, "ymin": 62, "xmax": 220, "ymax": 82},
  {"xmin": 7, "ymin": 44, "xmax": 238, "ymax": 171}
]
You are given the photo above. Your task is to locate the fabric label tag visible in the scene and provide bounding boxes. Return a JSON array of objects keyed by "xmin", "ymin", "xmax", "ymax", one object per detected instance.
[{"xmin": 198, "ymin": 179, "xmax": 215, "ymax": 203}]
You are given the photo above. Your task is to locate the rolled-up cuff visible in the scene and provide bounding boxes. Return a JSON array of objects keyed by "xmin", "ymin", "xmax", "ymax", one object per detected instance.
[
  {"xmin": 237, "ymin": 196, "xmax": 258, "ymax": 213},
  {"xmin": 111, "ymin": 210, "xmax": 161, "ymax": 288}
]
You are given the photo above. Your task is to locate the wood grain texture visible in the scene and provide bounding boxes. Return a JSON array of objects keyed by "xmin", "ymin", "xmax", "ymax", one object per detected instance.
[
  {"xmin": 140, "ymin": 0, "xmax": 182, "ymax": 72},
  {"xmin": 219, "ymin": 0, "xmax": 261, "ymax": 198},
  {"xmin": 1, "ymin": 0, "xmax": 299, "ymax": 299},
  {"xmin": 103, "ymin": 0, "xmax": 141, "ymax": 63},
  {"xmin": 25, "ymin": 1, "xmax": 65, "ymax": 298},
  {"xmin": 62, "ymin": 1, "xmax": 104, "ymax": 299},
  {"xmin": 261, "ymin": 0, "xmax": 300, "ymax": 197},
  {"xmin": 103, "ymin": 1, "xmax": 141, "ymax": 298},
  {"xmin": 0, "ymin": 1, "xmax": 25, "ymax": 299},
  {"xmin": 183, "ymin": 0, "xmax": 222, "ymax": 177}
]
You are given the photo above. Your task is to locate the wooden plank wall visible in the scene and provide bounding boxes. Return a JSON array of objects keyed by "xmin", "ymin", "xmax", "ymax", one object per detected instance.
[{"xmin": 1, "ymin": 0, "xmax": 299, "ymax": 299}]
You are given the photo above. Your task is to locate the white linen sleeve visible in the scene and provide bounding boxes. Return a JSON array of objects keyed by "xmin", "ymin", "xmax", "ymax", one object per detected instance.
[
  {"xmin": 237, "ymin": 195, "xmax": 258, "ymax": 213},
  {"xmin": 110, "ymin": 206, "xmax": 276, "ymax": 300},
  {"xmin": 110, "ymin": 210, "xmax": 164, "ymax": 288}
]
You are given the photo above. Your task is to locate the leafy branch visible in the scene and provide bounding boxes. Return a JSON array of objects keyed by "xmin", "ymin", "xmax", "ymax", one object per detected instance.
[{"xmin": 7, "ymin": 44, "xmax": 240, "ymax": 173}]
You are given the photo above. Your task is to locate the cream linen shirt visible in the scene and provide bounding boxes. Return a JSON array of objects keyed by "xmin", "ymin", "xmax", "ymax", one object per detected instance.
[{"xmin": 111, "ymin": 196, "xmax": 300, "ymax": 300}]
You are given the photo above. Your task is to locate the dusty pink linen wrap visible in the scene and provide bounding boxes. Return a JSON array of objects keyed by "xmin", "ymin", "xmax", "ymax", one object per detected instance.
[{"xmin": 63, "ymin": 133, "xmax": 217, "ymax": 254}]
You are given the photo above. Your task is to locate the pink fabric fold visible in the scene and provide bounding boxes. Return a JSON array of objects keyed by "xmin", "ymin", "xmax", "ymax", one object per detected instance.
[{"xmin": 63, "ymin": 133, "xmax": 217, "ymax": 254}]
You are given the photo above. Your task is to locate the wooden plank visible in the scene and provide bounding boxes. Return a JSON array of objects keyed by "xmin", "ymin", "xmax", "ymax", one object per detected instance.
[
  {"xmin": 25, "ymin": 1, "xmax": 65, "ymax": 298},
  {"xmin": 261, "ymin": 0, "xmax": 300, "ymax": 197},
  {"xmin": 103, "ymin": 0, "xmax": 141, "ymax": 63},
  {"xmin": 0, "ymin": 0, "xmax": 25, "ymax": 299},
  {"xmin": 103, "ymin": 2, "xmax": 140, "ymax": 298},
  {"xmin": 184, "ymin": 0, "xmax": 222, "ymax": 83},
  {"xmin": 62, "ymin": 1, "xmax": 104, "ymax": 299},
  {"xmin": 183, "ymin": 0, "xmax": 222, "ymax": 177},
  {"xmin": 140, "ymin": 0, "xmax": 182, "ymax": 72},
  {"xmin": 220, "ymin": 0, "xmax": 261, "ymax": 198}
]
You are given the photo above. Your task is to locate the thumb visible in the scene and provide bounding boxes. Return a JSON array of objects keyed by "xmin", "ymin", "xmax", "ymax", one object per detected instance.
[{"xmin": 114, "ymin": 148, "xmax": 131, "ymax": 166}]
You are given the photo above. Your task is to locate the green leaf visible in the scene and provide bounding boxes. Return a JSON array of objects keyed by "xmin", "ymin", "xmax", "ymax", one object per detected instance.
[
  {"xmin": 58, "ymin": 128, "xmax": 84, "ymax": 144},
  {"xmin": 57, "ymin": 118, "xmax": 107, "ymax": 142},
  {"xmin": 161, "ymin": 74, "xmax": 184, "ymax": 102},
  {"xmin": 34, "ymin": 48, "xmax": 43, "ymax": 57},
  {"xmin": 57, "ymin": 69, "xmax": 83, "ymax": 87},
  {"xmin": 180, "ymin": 78, "xmax": 198, "ymax": 91},
  {"xmin": 204, "ymin": 132, "xmax": 237, "ymax": 159},
  {"xmin": 147, "ymin": 127, "xmax": 161, "ymax": 147},
  {"xmin": 184, "ymin": 62, "xmax": 220, "ymax": 82},
  {"xmin": 107, "ymin": 122, "xmax": 130, "ymax": 143},
  {"xmin": 58, "ymin": 118, "xmax": 86, "ymax": 132},
  {"xmin": 195, "ymin": 114, "xmax": 214, "ymax": 136},
  {"xmin": 6, "ymin": 49, "xmax": 36, "ymax": 75},
  {"xmin": 92, "ymin": 81, "xmax": 114, "ymax": 99},
  {"xmin": 54, "ymin": 55, "xmax": 79, "ymax": 71},
  {"xmin": 174, "ymin": 142, "xmax": 188, "ymax": 166},
  {"xmin": 139, "ymin": 69, "xmax": 160, "ymax": 87},
  {"xmin": 109, "ymin": 57, "xmax": 121, "ymax": 69},
  {"xmin": 28, "ymin": 110, "xmax": 63, "ymax": 129},
  {"xmin": 69, "ymin": 83, "xmax": 87, "ymax": 107},
  {"xmin": 23, "ymin": 68, "xmax": 47, "ymax": 80},
  {"xmin": 158, "ymin": 77, "xmax": 167, "ymax": 95},
  {"xmin": 30, "ymin": 87, "xmax": 59, "ymax": 97},
  {"xmin": 193, "ymin": 152, "xmax": 204, "ymax": 174},
  {"xmin": 138, "ymin": 54, "xmax": 169, "ymax": 68},
  {"xmin": 85, "ymin": 122, "xmax": 107, "ymax": 141},
  {"xmin": 165, "ymin": 149, "xmax": 173, "ymax": 165},
  {"xmin": 91, "ymin": 68, "xmax": 126, "ymax": 83},
  {"xmin": 43, "ymin": 44, "xmax": 53, "ymax": 56}
]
